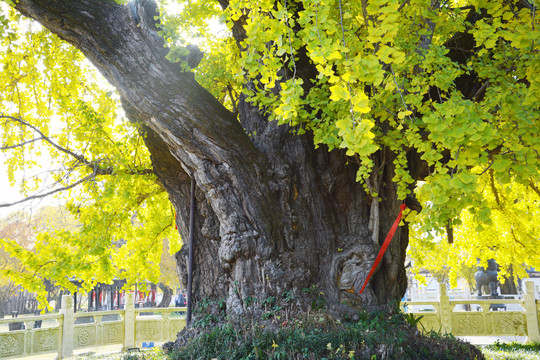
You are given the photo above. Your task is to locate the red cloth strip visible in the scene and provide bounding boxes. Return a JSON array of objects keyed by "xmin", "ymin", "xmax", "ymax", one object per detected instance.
[{"xmin": 359, "ymin": 203, "xmax": 407, "ymax": 295}]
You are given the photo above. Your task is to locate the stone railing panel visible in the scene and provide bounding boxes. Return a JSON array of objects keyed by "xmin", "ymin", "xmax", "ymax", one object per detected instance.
[
  {"xmin": 102, "ymin": 322, "xmax": 124, "ymax": 345},
  {"xmin": 403, "ymin": 281, "xmax": 540, "ymax": 342},
  {"xmin": 74, "ymin": 326, "xmax": 98, "ymax": 348},
  {"xmin": 32, "ymin": 329, "xmax": 61, "ymax": 354},
  {"xmin": 451, "ymin": 313, "xmax": 485, "ymax": 335},
  {"xmin": 134, "ymin": 308, "xmax": 186, "ymax": 345},
  {"xmin": 135, "ymin": 320, "xmax": 162, "ymax": 342},
  {"xmin": 0, "ymin": 333, "xmax": 24, "ymax": 358},
  {"xmin": 170, "ymin": 318, "xmax": 186, "ymax": 337},
  {"xmin": 73, "ymin": 310, "xmax": 125, "ymax": 351},
  {"xmin": 417, "ymin": 313, "xmax": 441, "ymax": 333},
  {"xmin": 491, "ymin": 312, "xmax": 527, "ymax": 335},
  {"xmin": 0, "ymin": 314, "xmax": 62, "ymax": 359}
]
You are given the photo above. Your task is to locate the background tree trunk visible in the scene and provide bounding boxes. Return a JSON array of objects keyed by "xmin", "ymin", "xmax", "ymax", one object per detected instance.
[
  {"xmin": 14, "ymin": 0, "xmax": 409, "ymax": 321},
  {"xmin": 500, "ymin": 266, "xmax": 518, "ymax": 295},
  {"xmin": 157, "ymin": 283, "xmax": 173, "ymax": 308}
]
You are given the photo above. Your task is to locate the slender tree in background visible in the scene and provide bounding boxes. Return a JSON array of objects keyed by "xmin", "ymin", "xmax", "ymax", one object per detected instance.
[{"xmin": 0, "ymin": 0, "xmax": 538, "ymax": 325}]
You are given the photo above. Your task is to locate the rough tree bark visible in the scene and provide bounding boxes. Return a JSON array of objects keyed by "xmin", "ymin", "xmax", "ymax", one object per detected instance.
[{"xmin": 14, "ymin": 0, "xmax": 409, "ymax": 321}]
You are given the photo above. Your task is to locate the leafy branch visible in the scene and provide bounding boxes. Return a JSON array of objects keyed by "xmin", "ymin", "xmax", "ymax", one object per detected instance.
[
  {"xmin": 0, "ymin": 137, "xmax": 44, "ymax": 150},
  {"xmin": 529, "ymin": 181, "xmax": 540, "ymax": 198},
  {"xmin": 1, "ymin": 115, "xmax": 91, "ymax": 167},
  {"xmin": 0, "ymin": 173, "xmax": 96, "ymax": 208},
  {"xmin": 0, "ymin": 116, "xmax": 155, "ymax": 208},
  {"xmin": 0, "ymin": 115, "xmax": 153, "ymax": 177}
]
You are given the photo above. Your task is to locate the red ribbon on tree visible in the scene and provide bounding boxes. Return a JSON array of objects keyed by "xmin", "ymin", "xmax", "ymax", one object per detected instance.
[{"xmin": 359, "ymin": 203, "xmax": 407, "ymax": 295}]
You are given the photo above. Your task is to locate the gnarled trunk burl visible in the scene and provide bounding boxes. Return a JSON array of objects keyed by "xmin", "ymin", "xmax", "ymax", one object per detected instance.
[{"xmin": 15, "ymin": 0, "xmax": 408, "ymax": 321}]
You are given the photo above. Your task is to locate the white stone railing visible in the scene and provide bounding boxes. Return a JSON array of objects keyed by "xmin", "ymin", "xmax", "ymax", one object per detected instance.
[
  {"xmin": 0, "ymin": 292, "xmax": 186, "ymax": 359},
  {"xmin": 3, "ymin": 281, "xmax": 538, "ymax": 358},
  {"xmin": 402, "ymin": 281, "xmax": 540, "ymax": 342}
]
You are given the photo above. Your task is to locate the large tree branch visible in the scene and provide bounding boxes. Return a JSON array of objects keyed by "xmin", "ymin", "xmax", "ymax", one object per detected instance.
[
  {"xmin": 13, "ymin": 0, "xmax": 259, "ymax": 163},
  {"xmin": 13, "ymin": 0, "xmax": 283, "ymax": 259}
]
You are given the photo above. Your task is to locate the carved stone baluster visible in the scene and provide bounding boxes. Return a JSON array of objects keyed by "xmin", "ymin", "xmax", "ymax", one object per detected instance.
[
  {"xmin": 162, "ymin": 309, "xmax": 170, "ymax": 341},
  {"xmin": 94, "ymin": 315, "xmax": 103, "ymax": 345},
  {"xmin": 60, "ymin": 295, "xmax": 74, "ymax": 357},
  {"xmin": 439, "ymin": 284, "xmax": 452, "ymax": 334},
  {"xmin": 479, "ymin": 303, "xmax": 491, "ymax": 334},
  {"xmin": 124, "ymin": 292, "xmax": 135, "ymax": 350},
  {"xmin": 24, "ymin": 321, "xmax": 33, "ymax": 355},
  {"xmin": 525, "ymin": 281, "xmax": 540, "ymax": 342}
]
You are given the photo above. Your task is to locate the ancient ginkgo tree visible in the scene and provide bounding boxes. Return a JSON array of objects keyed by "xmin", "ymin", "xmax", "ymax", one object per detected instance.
[{"xmin": 0, "ymin": 0, "xmax": 538, "ymax": 323}]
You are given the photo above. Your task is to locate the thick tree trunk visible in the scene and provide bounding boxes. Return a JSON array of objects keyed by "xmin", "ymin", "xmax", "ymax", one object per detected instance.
[{"xmin": 14, "ymin": 0, "xmax": 408, "ymax": 321}]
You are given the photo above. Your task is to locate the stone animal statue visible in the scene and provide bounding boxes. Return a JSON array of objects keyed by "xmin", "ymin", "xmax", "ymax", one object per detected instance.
[{"xmin": 474, "ymin": 259, "xmax": 499, "ymax": 297}]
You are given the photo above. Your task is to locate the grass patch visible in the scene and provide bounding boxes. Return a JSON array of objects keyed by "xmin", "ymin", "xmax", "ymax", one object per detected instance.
[
  {"xmin": 482, "ymin": 341, "xmax": 540, "ymax": 360},
  {"xmin": 65, "ymin": 348, "xmax": 167, "ymax": 360}
]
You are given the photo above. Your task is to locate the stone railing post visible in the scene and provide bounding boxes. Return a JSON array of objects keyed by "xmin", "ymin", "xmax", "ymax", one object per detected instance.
[
  {"xmin": 524, "ymin": 281, "xmax": 540, "ymax": 343},
  {"xmin": 124, "ymin": 291, "xmax": 135, "ymax": 350},
  {"xmin": 163, "ymin": 309, "xmax": 170, "ymax": 341},
  {"xmin": 439, "ymin": 283, "xmax": 452, "ymax": 334},
  {"xmin": 60, "ymin": 294, "xmax": 74, "ymax": 357}
]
